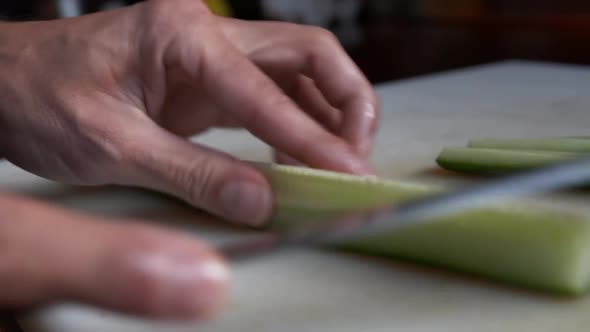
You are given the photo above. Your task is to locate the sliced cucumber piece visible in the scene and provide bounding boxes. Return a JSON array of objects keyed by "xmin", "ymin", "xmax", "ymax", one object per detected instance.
[
  {"xmin": 436, "ymin": 147, "xmax": 583, "ymax": 175},
  {"xmin": 255, "ymin": 163, "xmax": 590, "ymax": 295},
  {"xmin": 469, "ymin": 138, "xmax": 590, "ymax": 153}
]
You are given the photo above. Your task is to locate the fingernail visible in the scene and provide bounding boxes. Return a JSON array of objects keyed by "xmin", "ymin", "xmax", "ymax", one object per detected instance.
[
  {"xmin": 168, "ymin": 259, "xmax": 231, "ymax": 319},
  {"xmin": 133, "ymin": 253, "xmax": 230, "ymax": 320},
  {"xmin": 220, "ymin": 180, "xmax": 272, "ymax": 226},
  {"xmin": 339, "ymin": 101, "xmax": 376, "ymax": 163},
  {"xmin": 357, "ymin": 102, "xmax": 376, "ymax": 140},
  {"xmin": 342, "ymin": 102, "xmax": 376, "ymax": 145},
  {"xmin": 354, "ymin": 102, "xmax": 377, "ymax": 157},
  {"xmin": 352, "ymin": 103, "xmax": 376, "ymax": 174}
]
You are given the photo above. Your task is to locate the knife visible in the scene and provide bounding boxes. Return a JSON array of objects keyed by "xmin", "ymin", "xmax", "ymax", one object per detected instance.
[
  {"xmin": 219, "ymin": 155, "xmax": 590, "ymax": 261},
  {"xmin": 2, "ymin": 158, "xmax": 589, "ymax": 331}
]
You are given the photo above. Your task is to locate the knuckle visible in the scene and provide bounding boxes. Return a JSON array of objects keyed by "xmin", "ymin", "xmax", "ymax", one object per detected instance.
[
  {"xmin": 139, "ymin": 0, "xmax": 214, "ymax": 59},
  {"xmin": 187, "ymin": 164, "xmax": 222, "ymax": 209},
  {"xmin": 172, "ymin": 158, "xmax": 218, "ymax": 208},
  {"xmin": 144, "ymin": 0, "xmax": 211, "ymax": 31},
  {"xmin": 309, "ymin": 27, "xmax": 340, "ymax": 47}
]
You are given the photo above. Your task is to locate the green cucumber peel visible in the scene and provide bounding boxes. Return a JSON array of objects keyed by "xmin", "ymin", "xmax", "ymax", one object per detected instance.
[
  {"xmin": 436, "ymin": 147, "xmax": 584, "ymax": 175},
  {"xmin": 469, "ymin": 137, "xmax": 590, "ymax": 153},
  {"xmin": 255, "ymin": 163, "xmax": 590, "ymax": 295}
]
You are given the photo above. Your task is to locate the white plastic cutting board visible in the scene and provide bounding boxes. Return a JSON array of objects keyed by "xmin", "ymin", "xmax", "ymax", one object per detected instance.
[{"xmin": 4, "ymin": 60, "xmax": 590, "ymax": 332}]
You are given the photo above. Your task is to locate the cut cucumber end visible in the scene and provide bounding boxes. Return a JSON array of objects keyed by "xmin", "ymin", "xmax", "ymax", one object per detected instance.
[
  {"xmin": 257, "ymin": 163, "xmax": 590, "ymax": 295},
  {"xmin": 342, "ymin": 206, "xmax": 590, "ymax": 295}
]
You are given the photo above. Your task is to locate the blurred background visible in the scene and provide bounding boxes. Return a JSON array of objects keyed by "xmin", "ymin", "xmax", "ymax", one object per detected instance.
[{"xmin": 2, "ymin": 0, "xmax": 590, "ymax": 84}]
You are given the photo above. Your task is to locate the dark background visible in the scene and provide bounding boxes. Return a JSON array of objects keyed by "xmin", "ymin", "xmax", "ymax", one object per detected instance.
[{"xmin": 2, "ymin": 0, "xmax": 589, "ymax": 84}]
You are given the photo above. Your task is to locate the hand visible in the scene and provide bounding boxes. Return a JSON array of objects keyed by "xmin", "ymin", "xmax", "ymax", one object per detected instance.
[
  {"xmin": 0, "ymin": 193, "xmax": 229, "ymax": 319},
  {"xmin": 0, "ymin": 0, "xmax": 379, "ymax": 226},
  {"xmin": 0, "ymin": 0, "xmax": 379, "ymax": 319}
]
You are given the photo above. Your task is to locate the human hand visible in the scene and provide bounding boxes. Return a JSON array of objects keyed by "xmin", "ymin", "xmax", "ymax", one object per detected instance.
[
  {"xmin": 0, "ymin": 0, "xmax": 379, "ymax": 226},
  {"xmin": 0, "ymin": 0, "xmax": 379, "ymax": 320},
  {"xmin": 0, "ymin": 193, "xmax": 229, "ymax": 319}
]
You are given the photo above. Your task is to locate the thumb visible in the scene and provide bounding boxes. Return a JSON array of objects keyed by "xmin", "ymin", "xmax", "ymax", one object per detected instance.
[
  {"xmin": 119, "ymin": 126, "xmax": 273, "ymax": 226},
  {"xmin": 0, "ymin": 194, "xmax": 229, "ymax": 320}
]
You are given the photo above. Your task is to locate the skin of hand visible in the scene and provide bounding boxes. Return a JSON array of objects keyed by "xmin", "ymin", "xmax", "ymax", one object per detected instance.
[{"xmin": 0, "ymin": 0, "xmax": 379, "ymax": 320}]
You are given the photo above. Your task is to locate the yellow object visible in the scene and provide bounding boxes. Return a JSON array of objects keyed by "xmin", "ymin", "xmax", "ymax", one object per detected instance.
[{"xmin": 205, "ymin": 0, "xmax": 232, "ymax": 16}]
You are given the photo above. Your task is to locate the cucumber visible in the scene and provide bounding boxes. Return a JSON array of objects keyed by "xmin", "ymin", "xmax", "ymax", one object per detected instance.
[
  {"xmin": 469, "ymin": 138, "xmax": 590, "ymax": 153},
  {"xmin": 254, "ymin": 163, "xmax": 590, "ymax": 295},
  {"xmin": 436, "ymin": 147, "xmax": 583, "ymax": 175}
]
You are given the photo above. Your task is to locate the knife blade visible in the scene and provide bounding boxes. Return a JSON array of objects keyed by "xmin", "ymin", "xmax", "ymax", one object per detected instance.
[{"xmin": 219, "ymin": 155, "xmax": 590, "ymax": 261}]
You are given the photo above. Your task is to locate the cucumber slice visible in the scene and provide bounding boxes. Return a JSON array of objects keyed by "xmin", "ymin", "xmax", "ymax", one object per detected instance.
[
  {"xmin": 469, "ymin": 138, "xmax": 590, "ymax": 153},
  {"xmin": 255, "ymin": 163, "xmax": 590, "ymax": 295},
  {"xmin": 436, "ymin": 147, "xmax": 583, "ymax": 175}
]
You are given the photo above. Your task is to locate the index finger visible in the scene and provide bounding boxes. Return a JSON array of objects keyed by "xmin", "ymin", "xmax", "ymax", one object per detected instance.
[
  {"xmin": 182, "ymin": 31, "xmax": 372, "ymax": 174},
  {"xmin": 299, "ymin": 28, "xmax": 381, "ymax": 157}
]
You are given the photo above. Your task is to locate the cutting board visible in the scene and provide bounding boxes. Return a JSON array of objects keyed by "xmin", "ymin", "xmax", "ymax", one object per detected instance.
[{"xmin": 4, "ymin": 60, "xmax": 590, "ymax": 332}]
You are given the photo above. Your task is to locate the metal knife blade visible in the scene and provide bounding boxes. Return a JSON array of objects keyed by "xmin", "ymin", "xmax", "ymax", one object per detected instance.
[{"xmin": 219, "ymin": 156, "xmax": 590, "ymax": 261}]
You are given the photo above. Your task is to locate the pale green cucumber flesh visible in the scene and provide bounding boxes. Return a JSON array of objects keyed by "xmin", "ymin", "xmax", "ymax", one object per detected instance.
[
  {"xmin": 436, "ymin": 147, "xmax": 583, "ymax": 174},
  {"xmin": 469, "ymin": 137, "xmax": 590, "ymax": 153},
  {"xmin": 255, "ymin": 163, "xmax": 590, "ymax": 295}
]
